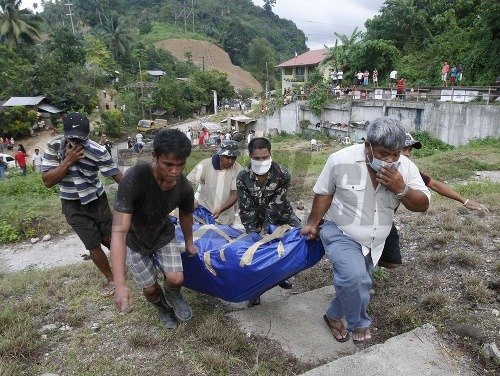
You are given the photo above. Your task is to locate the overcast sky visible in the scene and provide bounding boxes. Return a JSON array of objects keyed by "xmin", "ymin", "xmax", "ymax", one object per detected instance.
[
  {"xmin": 22, "ymin": 0, "xmax": 387, "ymax": 51},
  {"xmin": 250, "ymin": 0, "xmax": 386, "ymax": 50}
]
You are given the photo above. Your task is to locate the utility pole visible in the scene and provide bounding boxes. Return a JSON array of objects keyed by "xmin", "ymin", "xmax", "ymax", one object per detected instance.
[
  {"xmin": 265, "ymin": 62, "xmax": 269, "ymax": 100},
  {"xmin": 139, "ymin": 60, "xmax": 145, "ymax": 119},
  {"xmin": 200, "ymin": 56, "xmax": 205, "ymax": 72},
  {"xmin": 65, "ymin": 0, "xmax": 75, "ymax": 34}
]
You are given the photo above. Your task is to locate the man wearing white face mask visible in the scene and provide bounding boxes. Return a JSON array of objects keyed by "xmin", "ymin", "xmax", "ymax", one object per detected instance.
[
  {"xmin": 300, "ymin": 118, "xmax": 430, "ymax": 345},
  {"xmin": 237, "ymin": 137, "xmax": 300, "ymax": 234},
  {"xmin": 237, "ymin": 137, "xmax": 300, "ymax": 305}
]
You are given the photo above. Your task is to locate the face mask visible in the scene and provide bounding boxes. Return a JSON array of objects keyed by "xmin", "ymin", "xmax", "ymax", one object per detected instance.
[
  {"xmin": 368, "ymin": 144, "xmax": 399, "ymax": 173},
  {"xmin": 251, "ymin": 157, "xmax": 272, "ymax": 175}
]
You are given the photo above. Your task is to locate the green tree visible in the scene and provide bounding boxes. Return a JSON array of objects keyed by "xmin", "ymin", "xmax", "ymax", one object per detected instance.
[
  {"xmin": 31, "ymin": 55, "xmax": 96, "ymax": 112},
  {"xmin": 0, "ymin": 0, "xmax": 42, "ymax": 49},
  {"xmin": 152, "ymin": 76, "xmax": 193, "ymax": 118},
  {"xmin": 306, "ymin": 70, "xmax": 328, "ymax": 117},
  {"xmin": 100, "ymin": 109, "xmax": 124, "ymax": 136},
  {"xmin": 83, "ymin": 34, "xmax": 116, "ymax": 89},
  {"xmin": 332, "ymin": 27, "xmax": 363, "ymax": 69},
  {"xmin": 349, "ymin": 40, "xmax": 401, "ymax": 83},
  {"xmin": 247, "ymin": 37, "xmax": 275, "ymax": 89},
  {"xmin": 0, "ymin": 106, "xmax": 35, "ymax": 138},
  {"xmin": 0, "ymin": 45, "xmax": 32, "ymax": 97},
  {"xmin": 191, "ymin": 69, "xmax": 235, "ymax": 104},
  {"xmin": 103, "ymin": 12, "xmax": 132, "ymax": 62},
  {"xmin": 263, "ymin": 0, "xmax": 276, "ymax": 12},
  {"xmin": 45, "ymin": 26, "xmax": 85, "ymax": 66}
]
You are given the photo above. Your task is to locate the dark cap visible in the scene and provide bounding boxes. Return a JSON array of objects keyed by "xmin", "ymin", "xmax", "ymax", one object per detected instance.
[
  {"xmin": 405, "ymin": 133, "xmax": 422, "ymax": 149},
  {"xmin": 218, "ymin": 140, "xmax": 241, "ymax": 157},
  {"xmin": 63, "ymin": 113, "xmax": 90, "ymax": 140}
]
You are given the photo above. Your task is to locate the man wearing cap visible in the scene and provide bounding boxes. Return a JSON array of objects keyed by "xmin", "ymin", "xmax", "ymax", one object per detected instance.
[
  {"xmin": 42, "ymin": 113, "xmax": 123, "ymax": 297},
  {"xmin": 187, "ymin": 140, "xmax": 243, "ymax": 226},
  {"xmin": 379, "ymin": 133, "xmax": 489, "ymax": 269}
]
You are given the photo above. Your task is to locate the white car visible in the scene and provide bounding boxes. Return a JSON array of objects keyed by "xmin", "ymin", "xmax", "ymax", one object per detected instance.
[{"xmin": 0, "ymin": 153, "xmax": 16, "ymax": 168}]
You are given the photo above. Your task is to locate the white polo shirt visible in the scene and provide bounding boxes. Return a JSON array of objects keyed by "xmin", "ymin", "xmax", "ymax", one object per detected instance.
[{"xmin": 313, "ymin": 143, "xmax": 430, "ymax": 264}]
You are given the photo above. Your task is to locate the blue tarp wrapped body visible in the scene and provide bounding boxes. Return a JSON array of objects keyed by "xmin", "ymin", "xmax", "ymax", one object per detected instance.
[
  {"xmin": 176, "ymin": 224, "xmax": 325, "ymax": 302},
  {"xmin": 192, "ymin": 205, "xmax": 215, "ymax": 225}
]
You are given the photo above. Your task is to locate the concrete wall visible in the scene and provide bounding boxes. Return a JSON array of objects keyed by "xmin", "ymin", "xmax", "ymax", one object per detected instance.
[{"xmin": 257, "ymin": 100, "xmax": 500, "ymax": 146}]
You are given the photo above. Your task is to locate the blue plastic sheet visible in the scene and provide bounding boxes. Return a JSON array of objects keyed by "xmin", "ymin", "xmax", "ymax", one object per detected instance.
[
  {"xmin": 192, "ymin": 205, "xmax": 215, "ymax": 225},
  {"xmin": 176, "ymin": 224, "xmax": 325, "ymax": 302}
]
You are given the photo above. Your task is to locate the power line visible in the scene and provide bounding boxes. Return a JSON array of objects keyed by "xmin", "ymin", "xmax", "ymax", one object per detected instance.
[{"xmin": 291, "ymin": 18, "xmax": 356, "ymax": 29}]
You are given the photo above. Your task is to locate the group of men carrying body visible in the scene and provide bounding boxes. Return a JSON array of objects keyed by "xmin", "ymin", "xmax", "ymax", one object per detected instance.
[{"xmin": 42, "ymin": 114, "xmax": 488, "ymax": 343}]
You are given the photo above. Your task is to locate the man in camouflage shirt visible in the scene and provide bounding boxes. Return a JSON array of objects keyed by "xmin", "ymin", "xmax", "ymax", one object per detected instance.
[
  {"xmin": 236, "ymin": 137, "xmax": 300, "ymax": 304},
  {"xmin": 236, "ymin": 137, "xmax": 300, "ymax": 233}
]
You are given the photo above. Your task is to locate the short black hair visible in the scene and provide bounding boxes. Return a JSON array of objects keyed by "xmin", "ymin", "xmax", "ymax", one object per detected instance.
[
  {"xmin": 248, "ymin": 137, "xmax": 271, "ymax": 155},
  {"xmin": 153, "ymin": 129, "xmax": 192, "ymax": 159}
]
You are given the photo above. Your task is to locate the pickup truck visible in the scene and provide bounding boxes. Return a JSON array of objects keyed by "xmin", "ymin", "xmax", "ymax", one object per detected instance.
[{"xmin": 137, "ymin": 119, "xmax": 168, "ymax": 133}]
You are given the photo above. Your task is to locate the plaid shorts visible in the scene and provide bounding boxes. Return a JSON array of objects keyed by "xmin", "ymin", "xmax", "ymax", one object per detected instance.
[{"xmin": 126, "ymin": 239, "xmax": 184, "ymax": 288}]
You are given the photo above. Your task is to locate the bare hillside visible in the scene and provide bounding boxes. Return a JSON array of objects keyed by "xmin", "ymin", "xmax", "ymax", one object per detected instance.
[{"xmin": 154, "ymin": 39, "xmax": 263, "ymax": 93}]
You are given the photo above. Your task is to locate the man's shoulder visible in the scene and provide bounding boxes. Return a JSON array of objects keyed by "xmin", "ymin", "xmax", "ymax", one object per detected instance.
[{"xmin": 331, "ymin": 143, "xmax": 364, "ymax": 161}]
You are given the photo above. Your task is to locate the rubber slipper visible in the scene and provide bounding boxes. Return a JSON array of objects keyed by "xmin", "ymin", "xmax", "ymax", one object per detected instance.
[
  {"xmin": 100, "ymin": 286, "xmax": 115, "ymax": 297},
  {"xmin": 352, "ymin": 327, "xmax": 372, "ymax": 345},
  {"xmin": 323, "ymin": 314, "xmax": 349, "ymax": 342}
]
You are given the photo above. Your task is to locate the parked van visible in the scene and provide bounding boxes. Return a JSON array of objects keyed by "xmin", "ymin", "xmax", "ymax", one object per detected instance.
[{"xmin": 137, "ymin": 119, "xmax": 168, "ymax": 133}]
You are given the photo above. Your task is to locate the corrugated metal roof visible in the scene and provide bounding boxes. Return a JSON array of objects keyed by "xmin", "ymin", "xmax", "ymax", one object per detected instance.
[
  {"xmin": 37, "ymin": 103, "xmax": 63, "ymax": 113},
  {"xmin": 3, "ymin": 96, "xmax": 45, "ymax": 106},
  {"xmin": 276, "ymin": 48, "xmax": 329, "ymax": 68},
  {"xmin": 147, "ymin": 70, "xmax": 165, "ymax": 76}
]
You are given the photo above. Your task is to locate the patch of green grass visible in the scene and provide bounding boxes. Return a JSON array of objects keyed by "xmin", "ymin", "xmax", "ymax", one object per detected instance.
[
  {"xmin": 420, "ymin": 292, "xmax": 449, "ymax": 312},
  {"xmin": 424, "ymin": 251, "xmax": 449, "ymax": 268},
  {"xmin": 138, "ymin": 21, "xmax": 213, "ymax": 45},
  {"xmin": 451, "ymin": 250, "xmax": 481, "ymax": 268},
  {"xmin": 463, "ymin": 277, "xmax": 493, "ymax": 305},
  {"xmin": 0, "ymin": 263, "xmax": 305, "ymax": 375},
  {"xmin": 410, "ymin": 131, "xmax": 455, "ymax": 158}
]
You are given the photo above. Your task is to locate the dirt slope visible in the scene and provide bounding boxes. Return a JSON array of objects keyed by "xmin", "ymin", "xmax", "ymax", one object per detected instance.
[{"xmin": 154, "ymin": 39, "xmax": 263, "ymax": 93}]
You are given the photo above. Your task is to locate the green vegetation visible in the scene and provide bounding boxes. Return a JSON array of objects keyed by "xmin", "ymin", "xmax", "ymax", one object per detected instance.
[{"xmin": 0, "ymin": 264, "xmax": 305, "ymax": 375}]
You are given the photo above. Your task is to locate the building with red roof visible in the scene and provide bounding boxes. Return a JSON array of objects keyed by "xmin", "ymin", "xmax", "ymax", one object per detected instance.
[{"xmin": 276, "ymin": 48, "xmax": 329, "ymax": 95}]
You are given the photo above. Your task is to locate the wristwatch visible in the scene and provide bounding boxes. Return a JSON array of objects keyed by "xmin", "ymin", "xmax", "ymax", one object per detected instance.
[{"xmin": 395, "ymin": 184, "xmax": 409, "ymax": 200}]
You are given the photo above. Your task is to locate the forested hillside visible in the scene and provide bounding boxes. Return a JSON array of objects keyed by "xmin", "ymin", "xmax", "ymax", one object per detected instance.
[
  {"xmin": 0, "ymin": 0, "xmax": 498, "ymax": 138},
  {"xmin": 360, "ymin": 0, "xmax": 499, "ymax": 86}
]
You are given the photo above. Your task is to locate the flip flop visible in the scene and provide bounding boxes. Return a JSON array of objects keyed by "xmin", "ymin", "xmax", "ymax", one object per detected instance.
[
  {"xmin": 323, "ymin": 314, "xmax": 350, "ymax": 343},
  {"xmin": 100, "ymin": 285, "xmax": 115, "ymax": 297},
  {"xmin": 352, "ymin": 327, "xmax": 373, "ymax": 345}
]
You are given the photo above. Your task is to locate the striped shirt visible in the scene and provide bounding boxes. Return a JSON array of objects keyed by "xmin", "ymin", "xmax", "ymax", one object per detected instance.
[{"xmin": 42, "ymin": 136, "xmax": 121, "ymax": 204}]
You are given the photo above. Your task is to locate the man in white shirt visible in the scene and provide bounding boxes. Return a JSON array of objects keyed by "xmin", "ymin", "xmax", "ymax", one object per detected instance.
[
  {"xmin": 246, "ymin": 129, "xmax": 255, "ymax": 145},
  {"xmin": 301, "ymin": 117, "xmax": 430, "ymax": 345},
  {"xmin": 337, "ymin": 70, "xmax": 343, "ymax": 85},
  {"xmin": 32, "ymin": 148, "xmax": 43, "ymax": 173},
  {"xmin": 390, "ymin": 70, "xmax": 398, "ymax": 87},
  {"xmin": 187, "ymin": 140, "xmax": 242, "ymax": 225}
]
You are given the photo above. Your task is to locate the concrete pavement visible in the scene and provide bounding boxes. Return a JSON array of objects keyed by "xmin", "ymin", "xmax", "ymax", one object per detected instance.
[{"xmin": 228, "ymin": 286, "xmax": 478, "ymax": 375}]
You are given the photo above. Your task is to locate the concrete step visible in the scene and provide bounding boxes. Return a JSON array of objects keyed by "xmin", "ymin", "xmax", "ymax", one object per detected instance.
[
  {"xmin": 227, "ymin": 286, "xmax": 476, "ymax": 375},
  {"xmin": 300, "ymin": 324, "xmax": 476, "ymax": 376}
]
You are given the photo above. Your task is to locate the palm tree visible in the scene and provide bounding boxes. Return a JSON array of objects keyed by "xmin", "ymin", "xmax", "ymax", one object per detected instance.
[
  {"xmin": 0, "ymin": 0, "xmax": 42, "ymax": 49},
  {"xmin": 104, "ymin": 12, "xmax": 132, "ymax": 61}
]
